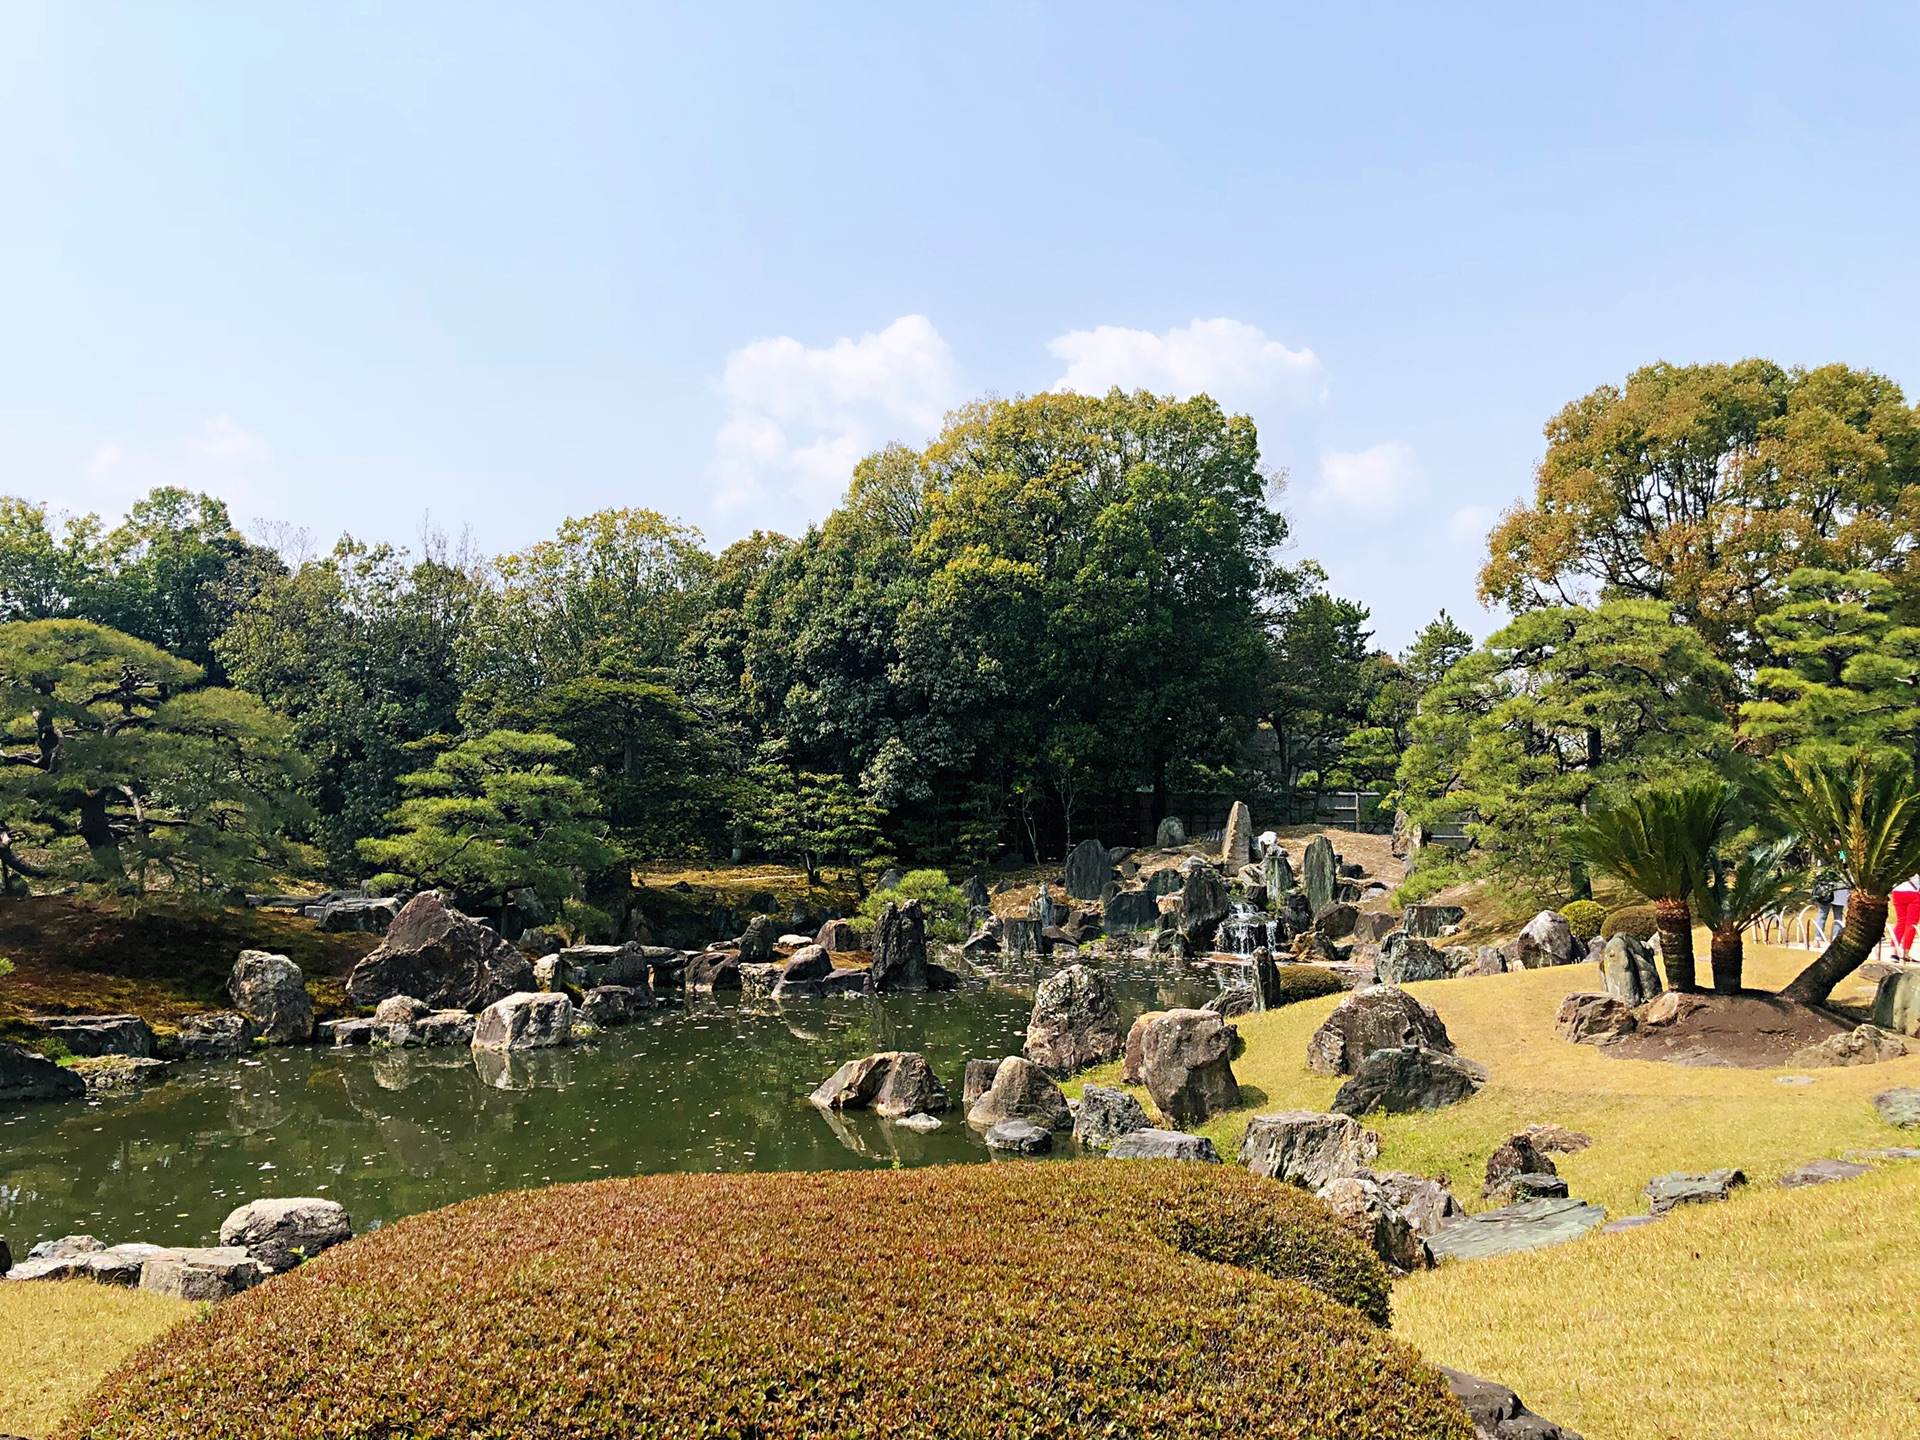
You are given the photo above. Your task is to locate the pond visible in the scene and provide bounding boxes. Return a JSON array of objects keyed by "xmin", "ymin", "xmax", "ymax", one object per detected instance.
[{"xmin": 0, "ymin": 958, "xmax": 1216, "ymax": 1252}]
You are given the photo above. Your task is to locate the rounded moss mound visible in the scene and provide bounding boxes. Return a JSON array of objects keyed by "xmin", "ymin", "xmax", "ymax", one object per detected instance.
[
  {"xmin": 1600, "ymin": 902, "xmax": 1659, "ymax": 941},
  {"xmin": 65, "ymin": 1164, "xmax": 1473, "ymax": 1439}
]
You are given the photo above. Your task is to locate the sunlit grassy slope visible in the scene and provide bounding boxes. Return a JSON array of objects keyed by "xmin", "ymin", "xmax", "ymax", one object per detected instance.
[{"xmin": 0, "ymin": 1281, "xmax": 191, "ymax": 1438}]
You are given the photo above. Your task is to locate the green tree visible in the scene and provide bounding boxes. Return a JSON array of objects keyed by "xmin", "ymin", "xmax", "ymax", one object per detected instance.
[
  {"xmin": 1742, "ymin": 567, "xmax": 1920, "ymax": 768},
  {"xmin": 1345, "ymin": 610, "xmax": 1477, "ymax": 799},
  {"xmin": 1571, "ymin": 781, "xmax": 1732, "ymax": 993},
  {"xmin": 1765, "ymin": 751, "xmax": 1920, "ymax": 1005},
  {"xmin": 359, "ymin": 730, "xmax": 613, "ymax": 921},
  {"xmin": 0, "ymin": 620, "xmax": 308, "ymax": 899},
  {"xmin": 1481, "ymin": 361, "xmax": 1920, "ymax": 669},
  {"xmin": 743, "ymin": 760, "xmax": 884, "ymax": 887},
  {"xmin": 0, "ymin": 499, "xmax": 96, "ymax": 622},
  {"xmin": 217, "ymin": 539, "xmax": 483, "ymax": 873},
  {"xmin": 1261, "ymin": 587, "xmax": 1374, "ymax": 804},
  {"xmin": 1398, "ymin": 600, "xmax": 1734, "ymax": 897}
]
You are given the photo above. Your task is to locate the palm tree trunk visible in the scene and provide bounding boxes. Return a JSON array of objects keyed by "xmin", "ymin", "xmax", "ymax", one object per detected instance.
[
  {"xmin": 1781, "ymin": 892, "xmax": 1888, "ymax": 1006},
  {"xmin": 1654, "ymin": 896, "xmax": 1700, "ymax": 992},
  {"xmin": 1709, "ymin": 923, "xmax": 1744, "ymax": 995}
]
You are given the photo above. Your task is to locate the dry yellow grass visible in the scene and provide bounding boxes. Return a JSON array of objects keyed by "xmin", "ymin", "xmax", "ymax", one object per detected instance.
[{"xmin": 0, "ymin": 1280, "xmax": 190, "ymax": 1437}]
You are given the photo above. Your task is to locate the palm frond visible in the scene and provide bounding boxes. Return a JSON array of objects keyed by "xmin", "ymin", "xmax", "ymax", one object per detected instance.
[
  {"xmin": 1570, "ymin": 781, "xmax": 1732, "ymax": 905},
  {"xmin": 1694, "ymin": 835, "xmax": 1805, "ymax": 931},
  {"xmin": 1766, "ymin": 751, "xmax": 1920, "ymax": 897}
]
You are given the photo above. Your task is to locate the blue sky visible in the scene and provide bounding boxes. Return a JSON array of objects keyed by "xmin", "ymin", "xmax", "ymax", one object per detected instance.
[{"xmin": 2, "ymin": 3, "xmax": 1916, "ymax": 648}]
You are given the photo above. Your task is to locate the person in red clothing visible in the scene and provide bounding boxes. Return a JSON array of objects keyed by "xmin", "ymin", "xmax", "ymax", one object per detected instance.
[{"xmin": 1893, "ymin": 874, "xmax": 1920, "ymax": 962}]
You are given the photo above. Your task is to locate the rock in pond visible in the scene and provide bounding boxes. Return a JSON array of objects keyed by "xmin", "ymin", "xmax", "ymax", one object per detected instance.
[
  {"xmin": 70, "ymin": 1056, "xmax": 170, "ymax": 1095},
  {"xmin": 165, "ymin": 1011, "xmax": 257, "ymax": 1060},
  {"xmin": 470, "ymin": 992, "xmax": 573, "ymax": 1052},
  {"xmin": 895, "ymin": 1112, "xmax": 942, "ymax": 1133},
  {"xmin": 966, "ymin": 1056, "xmax": 1071, "ymax": 1131},
  {"xmin": 685, "ymin": 950, "xmax": 741, "ymax": 993},
  {"xmin": 1332, "ymin": 1045, "xmax": 1487, "ymax": 1116},
  {"xmin": 1238, "ymin": 1110, "xmax": 1380, "ymax": 1190},
  {"xmin": 1874, "ymin": 1086, "xmax": 1920, "ymax": 1127},
  {"xmin": 1777, "ymin": 1158, "xmax": 1871, "ymax": 1189},
  {"xmin": 0, "ymin": 1042, "xmax": 87, "ymax": 1103},
  {"xmin": 1175, "ymin": 869, "xmax": 1230, "ymax": 953},
  {"xmin": 811, "ymin": 1052, "xmax": 949, "ymax": 1117},
  {"xmin": 771, "ymin": 944, "xmax": 835, "ymax": 1000},
  {"xmin": 962, "ymin": 1058, "xmax": 1001, "ymax": 1106},
  {"xmin": 870, "ymin": 900, "xmax": 929, "ymax": 992},
  {"xmin": 26, "ymin": 1014, "xmax": 153, "ymax": 1058},
  {"xmin": 220, "ymin": 1197, "xmax": 352, "ymax": 1274},
  {"xmin": 1138, "ymin": 1009, "xmax": 1240, "ymax": 1125},
  {"xmin": 984, "ymin": 1118, "xmax": 1053, "ymax": 1154},
  {"xmin": 1107, "ymin": 1129, "xmax": 1220, "ymax": 1163},
  {"xmin": 580, "ymin": 986, "xmax": 644, "ymax": 1026},
  {"xmin": 345, "ymin": 893, "xmax": 535, "ymax": 1012},
  {"xmin": 1425, "ymin": 1197, "xmax": 1609, "ymax": 1263},
  {"xmin": 1439, "ymin": 1366, "xmax": 1586, "ymax": 1440},
  {"xmin": 1645, "ymin": 1167, "xmax": 1746, "ymax": 1215},
  {"xmin": 1307, "ymin": 985, "xmax": 1454, "ymax": 1075},
  {"xmin": 1024, "ymin": 963, "xmax": 1122, "ymax": 1075},
  {"xmin": 1072, "ymin": 1084, "xmax": 1151, "ymax": 1150}
]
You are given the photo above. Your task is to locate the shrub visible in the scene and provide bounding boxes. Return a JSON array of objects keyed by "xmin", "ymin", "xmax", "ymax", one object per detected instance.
[
  {"xmin": 63, "ymin": 1165, "xmax": 1472, "ymax": 1440},
  {"xmin": 857, "ymin": 867, "xmax": 969, "ymax": 942},
  {"xmin": 1275, "ymin": 963, "xmax": 1349, "ymax": 1005},
  {"xmin": 1558, "ymin": 899, "xmax": 1607, "ymax": 940},
  {"xmin": 1393, "ymin": 847, "xmax": 1464, "ymax": 908},
  {"xmin": 1600, "ymin": 903, "xmax": 1659, "ymax": 941}
]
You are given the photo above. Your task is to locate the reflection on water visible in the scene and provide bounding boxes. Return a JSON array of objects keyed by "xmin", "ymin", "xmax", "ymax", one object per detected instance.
[{"xmin": 0, "ymin": 956, "xmax": 1213, "ymax": 1250}]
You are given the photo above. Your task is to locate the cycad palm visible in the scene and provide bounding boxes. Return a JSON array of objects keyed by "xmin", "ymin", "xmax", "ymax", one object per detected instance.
[
  {"xmin": 1571, "ymin": 781, "xmax": 1732, "ymax": 993},
  {"xmin": 1693, "ymin": 837, "xmax": 1805, "ymax": 995},
  {"xmin": 1767, "ymin": 751, "xmax": 1920, "ymax": 1004}
]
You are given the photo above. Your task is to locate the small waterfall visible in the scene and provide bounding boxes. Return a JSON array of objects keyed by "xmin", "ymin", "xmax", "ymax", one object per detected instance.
[{"xmin": 1217, "ymin": 901, "xmax": 1281, "ymax": 956}]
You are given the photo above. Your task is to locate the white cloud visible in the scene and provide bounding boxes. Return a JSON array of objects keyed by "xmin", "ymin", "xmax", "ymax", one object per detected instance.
[
  {"xmin": 194, "ymin": 414, "xmax": 270, "ymax": 465},
  {"xmin": 1047, "ymin": 317, "xmax": 1325, "ymax": 412},
  {"xmin": 713, "ymin": 314, "xmax": 962, "ymax": 513},
  {"xmin": 1311, "ymin": 441, "xmax": 1420, "ymax": 516},
  {"xmin": 1446, "ymin": 504, "xmax": 1497, "ymax": 544},
  {"xmin": 57, "ymin": 416, "xmax": 274, "ymax": 519}
]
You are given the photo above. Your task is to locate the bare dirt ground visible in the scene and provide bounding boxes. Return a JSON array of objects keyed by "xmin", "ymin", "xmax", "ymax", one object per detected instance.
[{"xmin": 1598, "ymin": 992, "xmax": 1856, "ymax": 1069}]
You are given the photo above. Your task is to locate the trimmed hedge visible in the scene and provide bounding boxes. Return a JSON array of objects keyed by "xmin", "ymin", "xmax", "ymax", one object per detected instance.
[
  {"xmin": 1276, "ymin": 963, "xmax": 1350, "ymax": 1005},
  {"xmin": 1600, "ymin": 903, "xmax": 1659, "ymax": 941},
  {"xmin": 63, "ymin": 1165, "xmax": 1473, "ymax": 1440},
  {"xmin": 1558, "ymin": 899, "xmax": 1607, "ymax": 941}
]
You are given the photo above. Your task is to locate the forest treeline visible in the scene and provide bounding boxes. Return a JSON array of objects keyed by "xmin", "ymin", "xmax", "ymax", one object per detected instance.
[{"xmin": 0, "ymin": 363, "xmax": 1914, "ymax": 926}]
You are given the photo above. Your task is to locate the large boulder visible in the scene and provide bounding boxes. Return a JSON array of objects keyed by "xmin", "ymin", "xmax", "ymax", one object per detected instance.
[
  {"xmin": 1375, "ymin": 933, "xmax": 1455, "ymax": 985},
  {"xmin": 0, "ymin": 1041, "xmax": 86, "ymax": 1102},
  {"xmin": 1332, "ymin": 1045, "xmax": 1487, "ymax": 1116},
  {"xmin": 219, "ymin": 1197, "xmax": 352, "ymax": 1274},
  {"xmin": 1508, "ymin": 910, "xmax": 1580, "ymax": 969},
  {"xmin": 1153, "ymin": 815, "xmax": 1186, "ymax": 848},
  {"xmin": 1108, "ymin": 1129, "xmax": 1221, "ymax": 1163},
  {"xmin": 816, "ymin": 918, "xmax": 862, "ymax": 953},
  {"xmin": 810, "ymin": 1053, "xmax": 895, "ymax": 1109},
  {"xmin": 965, "ymin": 1055, "xmax": 1071, "ymax": 1131},
  {"xmin": 27, "ymin": 1014, "xmax": 154, "ymax": 1059},
  {"xmin": 1237, "ymin": 1110, "xmax": 1380, "ymax": 1189},
  {"xmin": 685, "ymin": 950, "xmax": 741, "ymax": 992},
  {"xmin": 1871, "ymin": 969, "xmax": 1920, "ymax": 1038},
  {"xmin": 1790, "ymin": 1024, "xmax": 1909, "ymax": 1068},
  {"xmin": 1402, "ymin": 904, "xmax": 1466, "ymax": 938},
  {"xmin": 1306, "ymin": 986, "xmax": 1454, "ymax": 1075},
  {"xmin": 1072, "ymin": 1084, "xmax": 1151, "ymax": 1149},
  {"xmin": 580, "ymin": 986, "xmax": 643, "ymax": 1026},
  {"xmin": 1555, "ymin": 992, "xmax": 1638, "ymax": 1045},
  {"xmin": 470, "ymin": 992, "xmax": 573, "ymax": 1052},
  {"xmin": 345, "ymin": 893, "xmax": 535, "ymax": 1012},
  {"xmin": 1138, "ymin": 1009, "xmax": 1240, "ymax": 1125},
  {"xmin": 1300, "ymin": 835, "xmax": 1337, "ymax": 914},
  {"xmin": 1024, "ymin": 964, "xmax": 1122, "ymax": 1075},
  {"xmin": 873, "ymin": 1053, "xmax": 950, "ymax": 1117},
  {"xmin": 1063, "ymin": 838, "xmax": 1116, "ymax": 901},
  {"xmin": 1598, "ymin": 934, "xmax": 1663, "ymax": 1005},
  {"xmin": 961, "ymin": 1058, "xmax": 1001, "ymax": 1106},
  {"xmin": 227, "ymin": 950, "xmax": 313, "ymax": 1045},
  {"xmin": 1313, "ymin": 903, "xmax": 1359, "ymax": 941},
  {"xmin": 1374, "ymin": 1170, "xmax": 1465, "ymax": 1241},
  {"xmin": 307, "ymin": 896, "xmax": 401, "ymax": 933},
  {"xmin": 737, "ymin": 916, "xmax": 777, "ymax": 965},
  {"xmin": 166, "ymin": 1012, "xmax": 257, "ymax": 1060},
  {"xmin": 1875, "ymin": 1086, "xmax": 1920, "ymax": 1127},
  {"xmin": 1102, "ymin": 888, "xmax": 1162, "ymax": 933},
  {"xmin": 870, "ymin": 900, "xmax": 929, "ymax": 993},
  {"xmin": 1315, "ymin": 1174, "xmax": 1424, "ymax": 1274},
  {"xmin": 138, "ymin": 1247, "xmax": 265, "ymax": 1302},
  {"xmin": 771, "ymin": 944, "xmax": 835, "ymax": 1000},
  {"xmin": 1176, "ymin": 868, "xmax": 1230, "ymax": 953},
  {"xmin": 1221, "ymin": 801, "xmax": 1254, "ymax": 867},
  {"xmin": 984, "ymin": 1118, "xmax": 1053, "ymax": 1154}
]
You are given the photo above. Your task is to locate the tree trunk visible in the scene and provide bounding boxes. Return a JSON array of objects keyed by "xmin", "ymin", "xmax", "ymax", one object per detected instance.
[
  {"xmin": 1654, "ymin": 896, "xmax": 1700, "ymax": 992},
  {"xmin": 1709, "ymin": 923, "xmax": 1744, "ymax": 995},
  {"xmin": 1781, "ymin": 892, "xmax": 1888, "ymax": 1006},
  {"xmin": 76, "ymin": 789, "xmax": 126, "ymax": 884}
]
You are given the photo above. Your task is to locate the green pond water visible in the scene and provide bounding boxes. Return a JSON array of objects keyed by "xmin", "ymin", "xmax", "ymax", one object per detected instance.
[{"xmin": 1, "ymin": 960, "xmax": 1216, "ymax": 1253}]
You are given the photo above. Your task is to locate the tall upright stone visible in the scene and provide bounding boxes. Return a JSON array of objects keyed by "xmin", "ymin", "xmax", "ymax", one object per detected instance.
[
  {"xmin": 1063, "ymin": 839, "xmax": 1115, "ymax": 902},
  {"xmin": 870, "ymin": 900, "xmax": 928, "ymax": 993},
  {"xmin": 959, "ymin": 874, "xmax": 992, "ymax": 919},
  {"xmin": 1302, "ymin": 835, "xmax": 1337, "ymax": 915},
  {"xmin": 1176, "ymin": 867, "xmax": 1230, "ymax": 953},
  {"xmin": 1154, "ymin": 816, "xmax": 1186, "ymax": 848},
  {"xmin": 1221, "ymin": 802, "xmax": 1254, "ymax": 867},
  {"xmin": 1262, "ymin": 849, "xmax": 1295, "ymax": 898}
]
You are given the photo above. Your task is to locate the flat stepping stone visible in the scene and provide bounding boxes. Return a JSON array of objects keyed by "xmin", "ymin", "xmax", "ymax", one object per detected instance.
[
  {"xmin": 1873, "ymin": 1087, "xmax": 1920, "ymax": 1127},
  {"xmin": 1600, "ymin": 1214, "xmax": 1662, "ymax": 1234},
  {"xmin": 1425, "ymin": 1197, "xmax": 1608, "ymax": 1262},
  {"xmin": 1844, "ymin": 1146, "xmax": 1920, "ymax": 1163},
  {"xmin": 1777, "ymin": 1158, "xmax": 1871, "ymax": 1188},
  {"xmin": 1645, "ymin": 1168, "xmax": 1746, "ymax": 1215},
  {"xmin": 1775, "ymin": 1075, "xmax": 1815, "ymax": 1086}
]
